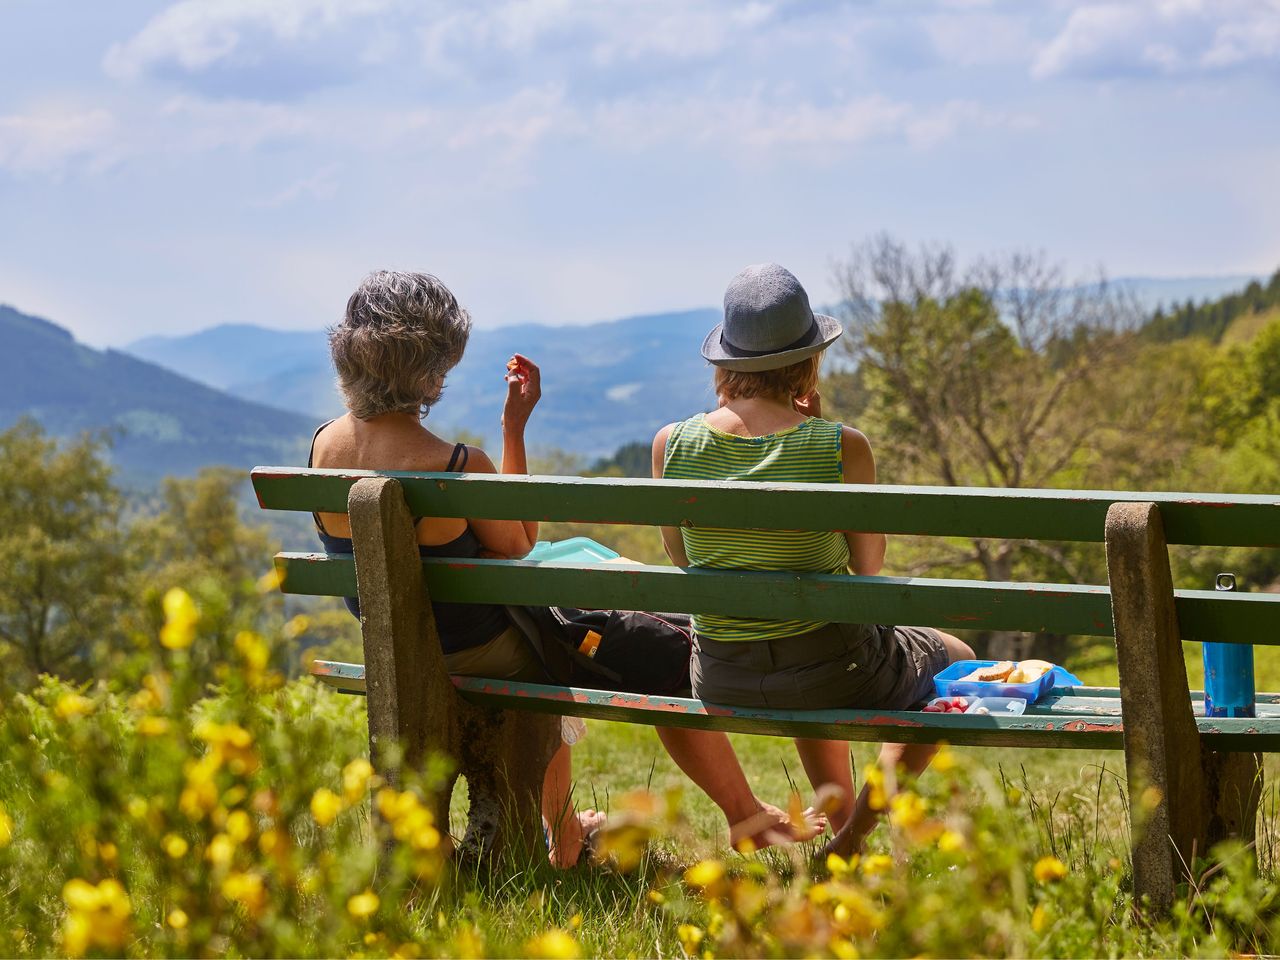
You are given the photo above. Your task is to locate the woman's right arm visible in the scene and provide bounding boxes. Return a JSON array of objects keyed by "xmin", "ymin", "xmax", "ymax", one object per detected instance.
[
  {"xmin": 841, "ymin": 426, "xmax": 887, "ymax": 576},
  {"xmin": 468, "ymin": 354, "xmax": 542, "ymax": 558},
  {"xmin": 466, "ymin": 447, "xmax": 538, "ymax": 558},
  {"xmin": 651, "ymin": 424, "xmax": 689, "ymax": 566}
]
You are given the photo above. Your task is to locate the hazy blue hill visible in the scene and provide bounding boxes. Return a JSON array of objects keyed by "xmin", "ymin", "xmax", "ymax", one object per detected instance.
[
  {"xmin": 128, "ymin": 308, "xmax": 722, "ymax": 457},
  {"xmin": 0, "ymin": 305, "xmax": 313, "ymax": 486}
]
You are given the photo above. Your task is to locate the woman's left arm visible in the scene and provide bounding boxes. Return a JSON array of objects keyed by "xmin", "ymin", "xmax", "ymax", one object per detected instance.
[
  {"xmin": 841, "ymin": 426, "xmax": 887, "ymax": 576},
  {"xmin": 651, "ymin": 424, "xmax": 689, "ymax": 566}
]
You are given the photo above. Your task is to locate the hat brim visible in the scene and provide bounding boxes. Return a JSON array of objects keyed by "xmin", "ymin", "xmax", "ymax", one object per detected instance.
[{"xmin": 701, "ymin": 313, "xmax": 843, "ymax": 372}]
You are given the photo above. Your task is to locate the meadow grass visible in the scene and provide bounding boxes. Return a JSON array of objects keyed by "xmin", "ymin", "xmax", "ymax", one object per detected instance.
[{"xmin": 3, "ymin": 599, "xmax": 1279, "ymax": 958}]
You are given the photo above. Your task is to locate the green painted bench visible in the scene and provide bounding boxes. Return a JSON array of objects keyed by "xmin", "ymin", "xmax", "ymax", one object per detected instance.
[{"xmin": 251, "ymin": 467, "xmax": 1279, "ymax": 909}]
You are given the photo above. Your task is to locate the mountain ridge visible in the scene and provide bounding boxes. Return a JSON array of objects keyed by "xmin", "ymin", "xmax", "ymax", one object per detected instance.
[{"xmin": 0, "ymin": 304, "xmax": 313, "ymax": 487}]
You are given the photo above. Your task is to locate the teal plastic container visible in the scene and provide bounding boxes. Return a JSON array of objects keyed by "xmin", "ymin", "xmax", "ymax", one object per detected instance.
[{"xmin": 524, "ymin": 537, "xmax": 620, "ymax": 564}]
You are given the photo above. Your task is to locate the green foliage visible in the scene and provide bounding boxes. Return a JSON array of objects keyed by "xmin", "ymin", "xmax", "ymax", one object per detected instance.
[
  {"xmin": 0, "ymin": 419, "xmax": 130, "ymax": 682},
  {"xmin": 1143, "ymin": 268, "xmax": 1280, "ymax": 343}
]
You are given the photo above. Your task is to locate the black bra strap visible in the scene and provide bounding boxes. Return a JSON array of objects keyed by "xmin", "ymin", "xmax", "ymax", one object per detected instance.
[
  {"xmin": 308, "ymin": 419, "xmax": 339, "ymax": 535},
  {"xmin": 445, "ymin": 442, "xmax": 469, "ymax": 472}
]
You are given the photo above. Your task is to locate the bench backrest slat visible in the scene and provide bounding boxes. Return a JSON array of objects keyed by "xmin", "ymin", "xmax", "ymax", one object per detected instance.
[
  {"xmin": 251, "ymin": 468, "xmax": 1280, "ymax": 547},
  {"xmin": 273, "ymin": 553, "xmax": 1280, "ymax": 645}
]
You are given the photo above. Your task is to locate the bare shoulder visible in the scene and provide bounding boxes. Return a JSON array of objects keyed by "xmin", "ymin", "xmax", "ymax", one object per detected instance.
[
  {"xmin": 651, "ymin": 422, "xmax": 678, "ymax": 478},
  {"xmin": 839, "ymin": 425, "xmax": 876, "ymax": 483},
  {"xmin": 461, "ymin": 445, "xmax": 497, "ymax": 474}
]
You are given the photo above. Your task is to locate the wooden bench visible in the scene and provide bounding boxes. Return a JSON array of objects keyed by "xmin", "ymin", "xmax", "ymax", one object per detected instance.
[{"xmin": 251, "ymin": 467, "xmax": 1279, "ymax": 910}]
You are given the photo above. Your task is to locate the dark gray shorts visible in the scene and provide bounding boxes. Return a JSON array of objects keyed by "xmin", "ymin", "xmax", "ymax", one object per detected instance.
[{"xmin": 690, "ymin": 622, "xmax": 949, "ymax": 711}]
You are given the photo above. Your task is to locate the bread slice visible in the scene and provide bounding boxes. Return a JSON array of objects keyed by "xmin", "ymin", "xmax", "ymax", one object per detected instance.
[{"xmin": 958, "ymin": 661, "xmax": 1015, "ymax": 683}]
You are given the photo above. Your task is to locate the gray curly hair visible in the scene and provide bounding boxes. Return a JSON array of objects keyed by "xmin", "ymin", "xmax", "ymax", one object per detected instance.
[{"xmin": 329, "ymin": 271, "xmax": 472, "ymax": 420}]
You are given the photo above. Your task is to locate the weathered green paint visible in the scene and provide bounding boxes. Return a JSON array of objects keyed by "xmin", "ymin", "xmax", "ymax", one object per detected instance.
[
  {"xmin": 252, "ymin": 467, "xmax": 1280, "ymax": 547},
  {"xmin": 305, "ymin": 664, "xmax": 1280, "ymax": 751},
  {"xmin": 276, "ymin": 553, "xmax": 1280, "ymax": 644}
]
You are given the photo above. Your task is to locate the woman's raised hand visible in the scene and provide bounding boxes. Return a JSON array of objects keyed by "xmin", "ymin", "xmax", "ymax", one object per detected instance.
[{"xmin": 502, "ymin": 353, "xmax": 541, "ymax": 432}]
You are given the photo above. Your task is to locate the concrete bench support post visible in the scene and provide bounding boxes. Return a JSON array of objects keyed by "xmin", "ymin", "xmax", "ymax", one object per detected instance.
[
  {"xmin": 1105, "ymin": 501, "xmax": 1205, "ymax": 914},
  {"xmin": 347, "ymin": 477, "xmax": 559, "ymax": 862}
]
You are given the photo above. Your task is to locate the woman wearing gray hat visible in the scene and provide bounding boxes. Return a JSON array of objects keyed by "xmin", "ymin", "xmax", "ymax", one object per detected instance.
[{"xmin": 652, "ymin": 263, "xmax": 975, "ymax": 858}]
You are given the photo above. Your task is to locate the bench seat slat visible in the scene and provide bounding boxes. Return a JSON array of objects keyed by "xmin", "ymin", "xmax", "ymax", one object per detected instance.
[
  {"xmin": 306, "ymin": 663, "xmax": 1280, "ymax": 751},
  {"xmin": 275, "ymin": 553, "xmax": 1280, "ymax": 644},
  {"xmin": 251, "ymin": 468, "xmax": 1280, "ymax": 547}
]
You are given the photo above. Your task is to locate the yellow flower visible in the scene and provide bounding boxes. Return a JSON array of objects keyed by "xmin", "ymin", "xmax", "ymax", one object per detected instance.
[
  {"xmin": 206, "ymin": 833, "xmax": 236, "ymax": 868},
  {"xmin": 234, "ymin": 630, "xmax": 270, "ymax": 671},
  {"xmin": 677, "ymin": 923, "xmax": 704, "ymax": 954},
  {"xmin": 684, "ymin": 859, "xmax": 726, "ymax": 889},
  {"xmin": 826, "ymin": 852, "xmax": 854, "ymax": 876},
  {"xmin": 162, "ymin": 833, "xmax": 189, "ymax": 859},
  {"xmin": 933, "ymin": 745, "xmax": 957, "ymax": 773},
  {"xmin": 525, "ymin": 929, "xmax": 581, "ymax": 959},
  {"xmin": 194, "ymin": 722, "xmax": 258, "ymax": 775},
  {"xmin": 257, "ymin": 567, "xmax": 284, "ymax": 593},
  {"xmin": 1034, "ymin": 856, "xmax": 1068, "ymax": 884},
  {"xmin": 311, "ymin": 788, "xmax": 344, "ymax": 828},
  {"xmin": 343, "ymin": 758, "xmax": 375, "ymax": 804},
  {"xmin": 225, "ymin": 810, "xmax": 252, "ymax": 844},
  {"xmin": 160, "ymin": 587, "xmax": 199, "ymax": 650},
  {"xmin": 167, "ymin": 909, "xmax": 188, "ymax": 930},
  {"xmin": 647, "ymin": 889, "xmax": 665, "ymax": 905},
  {"xmin": 347, "ymin": 890, "xmax": 380, "ymax": 921},
  {"xmin": 861, "ymin": 854, "xmax": 893, "ymax": 877},
  {"xmin": 61, "ymin": 879, "xmax": 132, "ymax": 958},
  {"xmin": 863, "ymin": 764, "xmax": 887, "ymax": 811},
  {"xmin": 54, "ymin": 693, "xmax": 94, "ymax": 720},
  {"xmin": 0, "ymin": 808, "xmax": 12, "ymax": 847},
  {"xmin": 126, "ymin": 796, "xmax": 149, "ymax": 820},
  {"xmin": 937, "ymin": 830, "xmax": 966, "ymax": 853},
  {"xmin": 889, "ymin": 791, "xmax": 926, "ymax": 829},
  {"xmin": 282, "ymin": 615, "xmax": 310, "ymax": 640},
  {"xmin": 1031, "ymin": 903, "xmax": 1050, "ymax": 933},
  {"xmin": 137, "ymin": 716, "xmax": 170, "ymax": 737},
  {"xmin": 221, "ymin": 871, "xmax": 267, "ymax": 917}
]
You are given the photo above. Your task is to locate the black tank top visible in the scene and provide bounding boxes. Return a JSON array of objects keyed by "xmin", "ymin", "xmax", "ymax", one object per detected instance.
[{"xmin": 308, "ymin": 422, "xmax": 509, "ymax": 655}]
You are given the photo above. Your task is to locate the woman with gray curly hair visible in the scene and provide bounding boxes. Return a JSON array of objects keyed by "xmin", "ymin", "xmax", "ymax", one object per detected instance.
[{"xmin": 311, "ymin": 270, "xmax": 603, "ymax": 864}]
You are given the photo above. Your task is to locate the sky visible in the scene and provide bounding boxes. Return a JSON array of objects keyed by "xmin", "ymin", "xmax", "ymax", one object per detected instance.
[{"xmin": 1, "ymin": 0, "xmax": 1278, "ymax": 347}]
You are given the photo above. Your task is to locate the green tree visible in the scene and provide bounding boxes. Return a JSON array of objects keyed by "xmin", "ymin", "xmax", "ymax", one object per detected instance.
[
  {"xmin": 0, "ymin": 420, "xmax": 130, "ymax": 683},
  {"xmin": 826, "ymin": 237, "xmax": 1141, "ymax": 658},
  {"xmin": 125, "ymin": 468, "xmax": 286, "ymax": 680}
]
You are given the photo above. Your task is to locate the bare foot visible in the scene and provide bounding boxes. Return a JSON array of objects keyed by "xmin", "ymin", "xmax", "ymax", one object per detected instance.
[
  {"xmin": 729, "ymin": 802, "xmax": 828, "ymax": 853},
  {"xmin": 549, "ymin": 809, "xmax": 608, "ymax": 868}
]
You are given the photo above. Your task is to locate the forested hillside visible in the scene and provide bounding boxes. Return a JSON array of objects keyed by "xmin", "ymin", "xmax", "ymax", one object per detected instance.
[
  {"xmin": 1143, "ymin": 268, "xmax": 1280, "ymax": 342},
  {"xmin": 0, "ymin": 305, "xmax": 312, "ymax": 485}
]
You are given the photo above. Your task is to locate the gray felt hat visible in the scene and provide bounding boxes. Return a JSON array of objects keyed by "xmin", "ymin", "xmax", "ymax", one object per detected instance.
[{"xmin": 701, "ymin": 263, "xmax": 842, "ymax": 372}]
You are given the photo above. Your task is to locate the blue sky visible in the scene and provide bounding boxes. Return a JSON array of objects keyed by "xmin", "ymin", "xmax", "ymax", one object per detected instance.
[{"xmin": 2, "ymin": 0, "xmax": 1278, "ymax": 346}]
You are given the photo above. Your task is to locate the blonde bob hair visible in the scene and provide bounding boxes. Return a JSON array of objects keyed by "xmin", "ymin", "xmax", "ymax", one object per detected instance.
[
  {"xmin": 329, "ymin": 271, "xmax": 472, "ymax": 420},
  {"xmin": 713, "ymin": 354, "xmax": 821, "ymax": 403}
]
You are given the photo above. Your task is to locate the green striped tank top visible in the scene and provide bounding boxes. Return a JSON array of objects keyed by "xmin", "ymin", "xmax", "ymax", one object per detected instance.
[{"xmin": 663, "ymin": 414, "xmax": 850, "ymax": 641}]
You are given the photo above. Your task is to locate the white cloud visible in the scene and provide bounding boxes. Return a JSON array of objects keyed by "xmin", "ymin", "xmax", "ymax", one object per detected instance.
[
  {"xmin": 257, "ymin": 163, "xmax": 342, "ymax": 207},
  {"xmin": 104, "ymin": 0, "xmax": 391, "ymax": 79},
  {"xmin": 1033, "ymin": 0, "xmax": 1280, "ymax": 80},
  {"xmin": 159, "ymin": 95, "xmax": 315, "ymax": 151},
  {"xmin": 0, "ymin": 107, "xmax": 116, "ymax": 175},
  {"xmin": 590, "ymin": 93, "xmax": 1031, "ymax": 153}
]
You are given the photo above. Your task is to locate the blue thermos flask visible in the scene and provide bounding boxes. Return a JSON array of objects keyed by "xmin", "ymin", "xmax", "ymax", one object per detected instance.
[{"xmin": 1202, "ymin": 573, "xmax": 1256, "ymax": 718}]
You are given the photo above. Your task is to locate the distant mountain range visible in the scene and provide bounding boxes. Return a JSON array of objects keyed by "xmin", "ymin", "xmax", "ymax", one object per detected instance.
[
  {"xmin": 0, "ymin": 305, "xmax": 312, "ymax": 486},
  {"xmin": 125, "ymin": 275, "xmax": 1259, "ymax": 458},
  {"xmin": 1, "ymin": 273, "xmax": 1263, "ymax": 488},
  {"xmin": 129, "ymin": 309, "xmax": 724, "ymax": 457}
]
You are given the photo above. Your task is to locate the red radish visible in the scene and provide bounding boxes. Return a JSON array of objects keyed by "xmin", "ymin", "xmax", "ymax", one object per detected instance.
[{"xmin": 922, "ymin": 704, "xmax": 943, "ymax": 713}]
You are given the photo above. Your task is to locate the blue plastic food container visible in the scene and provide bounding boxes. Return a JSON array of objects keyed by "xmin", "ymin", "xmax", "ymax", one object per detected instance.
[{"xmin": 933, "ymin": 660, "xmax": 1081, "ymax": 703}]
